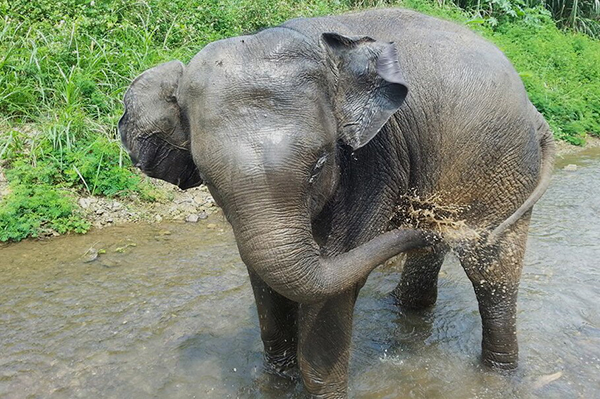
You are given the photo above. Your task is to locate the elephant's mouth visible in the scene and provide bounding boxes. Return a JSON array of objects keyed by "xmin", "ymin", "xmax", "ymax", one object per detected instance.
[{"xmin": 133, "ymin": 134, "xmax": 203, "ymax": 190}]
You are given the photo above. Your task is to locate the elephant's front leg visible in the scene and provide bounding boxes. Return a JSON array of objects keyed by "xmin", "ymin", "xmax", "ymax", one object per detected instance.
[
  {"xmin": 298, "ymin": 287, "xmax": 360, "ymax": 399},
  {"xmin": 392, "ymin": 245, "xmax": 448, "ymax": 309},
  {"xmin": 248, "ymin": 268, "xmax": 299, "ymax": 375}
]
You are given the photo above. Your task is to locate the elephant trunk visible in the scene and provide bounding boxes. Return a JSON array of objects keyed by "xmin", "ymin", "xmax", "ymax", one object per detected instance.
[{"xmin": 233, "ymin": 204, "xmax": 433, "ymax": 304}]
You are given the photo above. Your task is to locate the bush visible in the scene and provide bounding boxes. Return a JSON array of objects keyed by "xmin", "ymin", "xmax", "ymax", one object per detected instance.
[
  {"xmin": 485, "ymin": 20, "xmax": 600, "ymax": 144},
  {"xmin": 0, "ymin": 184, "xmax": 90, "ymax": 242}
]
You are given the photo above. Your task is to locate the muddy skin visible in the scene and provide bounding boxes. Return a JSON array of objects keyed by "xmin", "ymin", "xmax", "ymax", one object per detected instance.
[{"xmin": 117, "ymin": 9, "xmax": 558, "ymax": 398}]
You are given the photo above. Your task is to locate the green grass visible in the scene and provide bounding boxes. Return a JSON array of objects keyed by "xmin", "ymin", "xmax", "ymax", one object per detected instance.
[{"xmin": 0, "ymin": 0, "xmax": 599, "ymax": 241}]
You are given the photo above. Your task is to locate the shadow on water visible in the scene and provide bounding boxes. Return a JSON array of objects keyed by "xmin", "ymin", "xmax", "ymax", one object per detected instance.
[{"xmin": 1, "ymin": 150, "xmax": 599, "ymax": 398}]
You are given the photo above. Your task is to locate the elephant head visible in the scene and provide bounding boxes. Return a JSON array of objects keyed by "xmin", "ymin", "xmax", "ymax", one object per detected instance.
[
  {"xmin": 118, "ymin": 61, "xmax": 202, "ymax": 189},
  {"xmin": 120, "ymin": 29, "xmax": 429, "ymax": 303}
]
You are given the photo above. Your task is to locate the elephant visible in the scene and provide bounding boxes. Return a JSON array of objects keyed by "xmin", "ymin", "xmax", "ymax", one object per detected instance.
[{"xmin": 119, "ymin": 8, "xmax": 554, "ymax": 398}]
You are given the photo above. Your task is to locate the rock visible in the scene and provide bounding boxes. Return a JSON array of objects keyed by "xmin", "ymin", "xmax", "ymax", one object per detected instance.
[
  {"xmin": 207, "ymin": 223, "xmax": 217, "ymax": 229},
  {"xmin": 198, "ymin": 211, "xmax": 208, "ymax": 220},
  {"xmin": 95, "ymin": 209, "xmax": 105, "ymax": 215},
  {"xmin": 186, "ymin": 214, "xmax": 200, "ymax": 223},
  {"xmin": 111, "ymin": 201, "xmax": 123, "ymax": 210},
  {"xmin": 181, "ymin": 204, "xmax": 197, "ymax": 214},
  {"xmin": 194, "ymin": 193, "xmax": 208, "ymax": 205},
  {"xmin": 563, "ymin": 164, "xmax": 577, "ymax": 171},
  {"xmin": 78, "ymin": 197, "xmax": 94, "ymax": 209},
  {"xmin": 82, "ymin": 248, "xmax": 99, "ymax": 263}
]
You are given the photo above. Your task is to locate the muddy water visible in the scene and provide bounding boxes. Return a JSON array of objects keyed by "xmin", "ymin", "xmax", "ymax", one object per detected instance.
[{"xmin": 1, "ymin": 152, "xmax": 599, "ymax": 399}]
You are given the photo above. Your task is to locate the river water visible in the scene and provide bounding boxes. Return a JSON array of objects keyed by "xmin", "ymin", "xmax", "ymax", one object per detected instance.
[{"xmin": 1, "ymin": 151, "xmax": 599, "ymax": 399}]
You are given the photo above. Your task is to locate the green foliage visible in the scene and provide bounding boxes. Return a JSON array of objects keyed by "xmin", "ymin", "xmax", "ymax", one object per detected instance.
[
  {"xmin": 483, "ymin": 20, "xmax": 600, "ymax": 144},
  {"xmin": 452, "ymin": 0, "xmax": 600, "ymax": 36},
  {"xmin": 0, "ymin": 184, "xmax": 90, "ymax": 242},
  {"xmin": 0, "ymin": 0, "xmax": 598, "ymax": 241},
  {"xmin": 2, "ymin": 125, "xmax": 162, "ymax": 197}
]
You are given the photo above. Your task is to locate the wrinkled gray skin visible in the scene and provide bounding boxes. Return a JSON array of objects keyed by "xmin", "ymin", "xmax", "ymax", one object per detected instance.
[{"xmin": 119, "ymin": 9, "xmax": 554, "ymax": 398}]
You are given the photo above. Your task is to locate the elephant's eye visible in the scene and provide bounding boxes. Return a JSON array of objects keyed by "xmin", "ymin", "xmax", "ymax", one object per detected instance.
[{"xmin": 309, "ymin": 154, "xmax": 328, "ymax": 183}]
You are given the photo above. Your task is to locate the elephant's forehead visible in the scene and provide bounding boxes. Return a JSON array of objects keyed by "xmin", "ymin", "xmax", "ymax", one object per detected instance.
[
  {"xmin": 184, "ymin": 31, "xmax": 323, "ymax": 105},
  {"xmin": 183, "ymin": 43, "xmax": 332, "ymax": 144}
]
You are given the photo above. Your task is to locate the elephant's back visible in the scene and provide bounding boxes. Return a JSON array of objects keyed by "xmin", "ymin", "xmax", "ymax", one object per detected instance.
[{"xmin": 285, "ymin": 9, "xmax": 544, "ymax": 228}]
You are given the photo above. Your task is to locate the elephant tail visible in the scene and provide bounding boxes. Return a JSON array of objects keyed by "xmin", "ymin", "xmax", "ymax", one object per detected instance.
[{"xmin": 487, "ymin": 108, "xmax": 555, "ymax": 244}]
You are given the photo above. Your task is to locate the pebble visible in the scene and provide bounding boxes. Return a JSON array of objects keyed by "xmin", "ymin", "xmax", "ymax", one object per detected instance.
[
  {"xmin": 78, "ymin": 197, "xmax": 94, "ymax": 209},
  {"xmin": 194, "ymin": 193, "xmax": 207, "ymax": 205},
  {"xmin": 563, "ymin": 164, "xmax": 577, "ymax": 171},
  {"xmin": 82, "ymin": 248, "xmax": 99, "ymax": 263},
  {"xmin": 186, "ymin": 214, "xmax": 200, "ymax": 223}
]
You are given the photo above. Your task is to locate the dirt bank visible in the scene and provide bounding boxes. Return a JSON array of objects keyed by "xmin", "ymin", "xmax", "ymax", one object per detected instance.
[
  {"xmin": 85, "ymin": 136, "xmax": 598, "ymax": 229},
  {"xmin": 75, "ymin": 178, "xmax": 221, "ymax": 229},
  {"xmin": 1, "ymin": 136, "xmax": 598, "ymax": 234}
]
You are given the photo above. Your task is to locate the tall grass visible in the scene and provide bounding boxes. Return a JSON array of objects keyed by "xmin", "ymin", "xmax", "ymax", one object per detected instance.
[{"xmin": 0, "ymin": 0, "xmax": 599, "ymax": 241}]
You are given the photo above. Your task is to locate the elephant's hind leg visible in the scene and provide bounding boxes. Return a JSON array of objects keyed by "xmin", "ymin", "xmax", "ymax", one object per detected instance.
[
  {"xmin": 248, "ymin": 268, "xmax": 299, "ymax": 375},
  {"xmin": 455, "ymin": 212, "xmax": 531, "ymax": 370},
  {"xmin": 392, "ymin": 245, "xmax": 448, "ymax": 309}
]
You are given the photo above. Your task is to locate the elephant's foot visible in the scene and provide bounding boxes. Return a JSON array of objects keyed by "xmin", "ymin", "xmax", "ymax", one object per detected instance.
[
  {"xmin": 481, "ymin": 326, "xmax": 519, "ymax": 370},
  {"xmin": 264, "ymin": 349, "xmax": 299, "ymax": 379},
  {"xmin": 301, "ymin": 369, "xmax": 347, "ymax": 399}
]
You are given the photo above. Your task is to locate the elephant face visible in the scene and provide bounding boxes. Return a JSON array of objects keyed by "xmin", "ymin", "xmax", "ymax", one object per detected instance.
[
  {"xmin": 118, "ymin": 61, "xmax": 202, "ymax": 190},
  {"xmin": 119, "ymin": 29, "xmax": 411, "ymax": 303},
  {"xmin": 180, "ymin": 31, "xmax": 408, "ymax": 220}
]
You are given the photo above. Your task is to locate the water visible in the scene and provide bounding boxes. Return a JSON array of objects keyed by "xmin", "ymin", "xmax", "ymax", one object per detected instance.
[{"xmin": 1, "ymin": 152, "xmax": 599, "ymax": 399}]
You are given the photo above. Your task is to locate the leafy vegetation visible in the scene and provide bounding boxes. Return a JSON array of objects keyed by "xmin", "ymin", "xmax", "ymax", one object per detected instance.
[
  {"xmin": 0, "ymin": 0, "xmax": 598, "ymax": 241},
  {"xmin": 452, "ymin": 0, "xmax": 600, "ymax": 37}
]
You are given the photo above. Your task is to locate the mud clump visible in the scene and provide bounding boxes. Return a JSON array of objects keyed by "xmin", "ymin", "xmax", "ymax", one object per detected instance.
[{"xmin": 391, "ymin": 193, "xmax": 480, "ymax": 244}]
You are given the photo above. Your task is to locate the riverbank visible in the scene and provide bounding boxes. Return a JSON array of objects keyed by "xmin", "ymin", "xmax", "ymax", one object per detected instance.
[
  {"xmin": 1, "ymin": 136, "xmax": 596, "ymax": 239},
  {"xmin": 0, "ymin": 165, "xmax": 219, "ymax": 233}
]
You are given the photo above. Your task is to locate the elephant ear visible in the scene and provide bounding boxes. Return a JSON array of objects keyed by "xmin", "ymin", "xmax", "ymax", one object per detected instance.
[
  {"xmin": 321, "ymin": 33, "xmax": 408, "ymax": 150},
  {"xmin": 118, "ymin": 60, "xmax": 202, "ymax": 189}
]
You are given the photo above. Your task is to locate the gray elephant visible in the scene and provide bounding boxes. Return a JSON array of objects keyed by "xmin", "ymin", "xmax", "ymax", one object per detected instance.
[{"xmin": 119, "ymin": 8, "xmax": 554, "ymax": 398}]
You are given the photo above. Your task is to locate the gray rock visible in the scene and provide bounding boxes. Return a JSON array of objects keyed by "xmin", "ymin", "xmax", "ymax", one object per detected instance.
[
  {"xmin": 78, "ymin": 197, "xmax": 94, "ymax": 209},
  {"xmin": 82, "ymin": 248, "xmax": 99, "ymax": 263},
  {"xmin": 186, "ymin": 214, "xmax": 200, "ymax": 223},
  {"xmin": 563, "ymin": 164, "xmax": 578, "ymax": 171}
]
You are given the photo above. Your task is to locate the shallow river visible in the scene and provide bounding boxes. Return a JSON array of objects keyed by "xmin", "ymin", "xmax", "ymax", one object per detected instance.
[{"xmin": 1, "ymin": 151, "xmax": 599, "ymax": 399}]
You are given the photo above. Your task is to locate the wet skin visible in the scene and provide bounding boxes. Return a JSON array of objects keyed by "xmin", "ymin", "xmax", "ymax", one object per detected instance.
[{"xmin": 118, "ymin": 9, "xmax": 555, "ymax": 398}]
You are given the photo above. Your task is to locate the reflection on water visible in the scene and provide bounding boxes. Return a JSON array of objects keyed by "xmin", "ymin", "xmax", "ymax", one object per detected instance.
[{"xmin": 1, "ymin": 152, "xmax": 599, "ymax": 399}]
